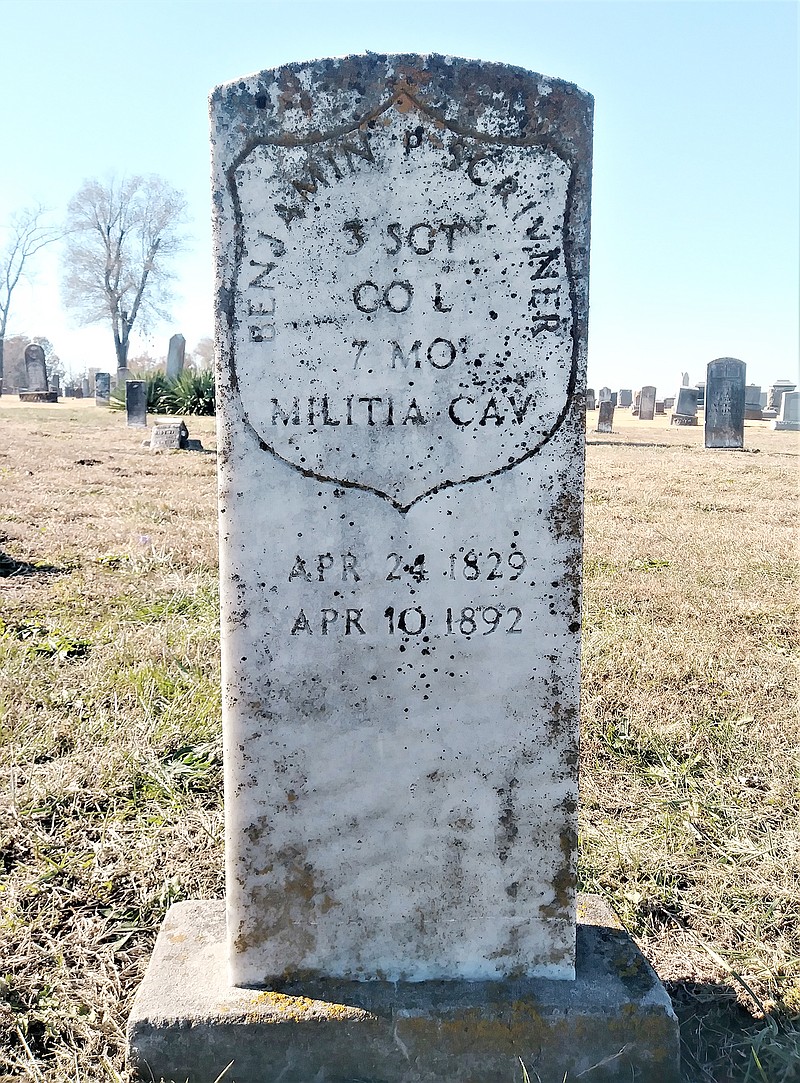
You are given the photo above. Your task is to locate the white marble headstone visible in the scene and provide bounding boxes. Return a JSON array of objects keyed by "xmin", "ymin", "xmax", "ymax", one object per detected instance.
[{"xmin": 211, "ymin": 54, "xmax": 592, "ymax": 986}]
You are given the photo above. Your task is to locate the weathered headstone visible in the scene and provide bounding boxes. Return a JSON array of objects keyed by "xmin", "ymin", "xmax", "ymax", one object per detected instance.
[
  {"xmin": 639, "ymin": 385, "xmax": 656, "ymax": 420},
  {"xmin": 618, "ymin": 388, "xmax": 632, "ymax": 408},
  {"xmin": 767, "ymin": 381, "xmax": 796, "ymax": 411},
  {"xmin": 149, "ymin": 420, "xmax": 189, "ymax": 449},
  {"xmin": 24, "ymin": 343, "xmax": 48, "ymax": 391},
  {"xmin": 49, "ymin": 375, "xmax": 60, "ymax": 394},
  {"xmin": 670, "ymin": 385, "xmax": 698, "ymax": 425},
  {"xmin": 116, "ymin": 366, "xmax": 130, "ymax": 388},
  {"xmin": 705, "ymin": 358, "xmax": 745, "ymax": 449},
  {"xmin": 696, "ymin": 381, "xmax": 705, "ymax": 408},
  {"xmin": 610, "ymin": 391, "xmax": 618, "ymax": 407},
  {"xmin": 655, "ymin": 399, "xmax": 665, "ymax": 415},
  {"xmin": 125, "ymin": 380, "xmax": 147, "ymax": 427},
  {"xmin": 744, "ymin": 384, "xmax": 763, "ymax": 420},
  {"xmin": 81, "ymin": 377, "xmax": 90, "ymax": 397},
  {"xmin": 663, "ymin": 395, "xmax": 675, "ymax": 409},
  {"xmin": 681, "ymin": 371, "xmax": 689, "ymax": 386},
  {"xmin": 585, "ymin": 387, "xmax": 596, "ymax": 410},
  {"xmin": 631, "ymin": 389, "xmax": 640, "ymax": 415},
  {"xmin": 598, "ymin": 385, "xmax": 611, "ymax": 402},
  {"xmin": 95, "ymin": 372, "xmax": 111, "ymax": 406},
  {"xmin": 596, "ymin": 399, "xmax": 614, "ymax": 432},
  {"xmin": 772, "ymin": 390, "xmax": 800, "ymax": 431},
  {"xmin": 128, "ymin": 54, "xmax": 679, "ymax": 1083},
  {"xmin": 166, "ymin": 333, "xmax": 186, "ymax": 380}
]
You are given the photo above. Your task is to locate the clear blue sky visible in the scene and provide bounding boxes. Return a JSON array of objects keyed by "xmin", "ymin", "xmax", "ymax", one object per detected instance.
[{"xmin": 1, "ymin": 0, "xmax": 797, "ymax": 394}]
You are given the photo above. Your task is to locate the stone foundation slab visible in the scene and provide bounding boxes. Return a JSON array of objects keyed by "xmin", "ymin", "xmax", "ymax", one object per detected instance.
[{"xmin": 127, "ymin": 896, "xmax": 679, "ymax": 1083}]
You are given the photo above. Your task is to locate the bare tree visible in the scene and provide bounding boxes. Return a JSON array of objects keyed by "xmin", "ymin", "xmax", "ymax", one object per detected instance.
[
  {"xmin": 61, "ymin": 176, "xmax": 188, "ymax": 370},
  {"xmin": 0, "ymin": 206, "xmax": 60, "ymax": 392}
]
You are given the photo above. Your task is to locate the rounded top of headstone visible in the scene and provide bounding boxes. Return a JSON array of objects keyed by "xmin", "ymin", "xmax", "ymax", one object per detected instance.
[
  {"xmin": 210, "ymin": 53, "xmax": 593, "ymax": 165},
  {"xmin": 24, "ymin": 343, "xmax": 45, "ymax": 361}
]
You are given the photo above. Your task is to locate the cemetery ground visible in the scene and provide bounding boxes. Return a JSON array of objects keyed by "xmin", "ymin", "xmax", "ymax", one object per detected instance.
[{"xmin": 0, "ymin": 400, "xmax": 797, "ymax": 1083}]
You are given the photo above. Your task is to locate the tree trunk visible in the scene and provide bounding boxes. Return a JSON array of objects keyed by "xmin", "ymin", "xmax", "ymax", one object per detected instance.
[{"xmin": 0, "ymin": 336, "xmax": 5, "ymax": 394}]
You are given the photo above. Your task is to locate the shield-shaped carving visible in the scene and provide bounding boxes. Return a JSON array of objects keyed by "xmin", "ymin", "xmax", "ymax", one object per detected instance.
[{"xmin": 227, "ymin": 90, "xmax": 577, "ymax": 511}]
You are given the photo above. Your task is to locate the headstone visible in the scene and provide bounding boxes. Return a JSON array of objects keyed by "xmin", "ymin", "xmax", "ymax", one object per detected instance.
[
  {"xmin": 705, "ymin": 358, "xmax": 745, "ymax": 449},
  {"xmin": 772, "ymin": 390, "xmax": 800, "ymax": 431},
  {"xmin": 639, "ymin": 385, "xmax": 656, "ymax": 420},
  {"xmin": 759, "ymin": 391, "xmax": 768, "ymax": 408},
  {"xmin": 585, "ymin": 388, "xmax": 596, "ymax": 410},
  {"xmin": 125, "ymin": 380, "xmax": 147, "ymax": 428},
  {"xmin": 116, "ymin": 366, "xmax": 130, "ymax": 388},
  {"xmin": 596, "ymin": 400, "xmax": 614, "ymax": 432},
  {"xmin": 24, "ymin": 343, "xmax": 48, "ymax": 391},
  {"xmin": 598, "ymin": 385, "xmax": 611, "ymax": 402},
  {"xmin": 166, "ymin": 333, "xmax": 186, "ymax": 380},
  {"xmin": 610, "ymin": 391, "xmax": 618, "ymax": 407},
  {"xmin": 655, "ymin": 400, "xmax": 665, "ymax": 415},
  {"xmin": 681, "ymin": 372, "xmax": 689, "ymax": 386},
  {"xmin": 631, "ymin": 389, "xmax": 640, "ymax": 415},
  {"xmin": 128, "ymin": 53, "xmax": 679, "ymax": 1083},
  {"xmin": 663, "ymin": 395, "xmax": 675, "ymax": 409},
  {"xmin": 49, "ymin": 375, "xmax": 60, "ymax": 394},
  {"xmin": 95, "ymin": 372, "xmax": 111, "ymax": 406},
  {"xmin": 696, "ymin": 381, "xmax": 705, "ymax": 408},
  {"xmin": 767, "ymin": 382, "xmax": 797, "ymax": 411},
  {"xmin": 81, "ymin": 377, "xmax": 91, "ymax": 397},
  {"xmin": 670, "ymin": 386, "xmax": 698, "ymax": 426},
  {"xmin": 618, "ymin": 388, "xmax": 632, "ymax": 408},
  {"xmin": 744, "ymin": 384, "xmax": 763, "ymax": 420},
  {"xmin": 150, "ymin": 420, "xmax": 189, "ymax": 449}
]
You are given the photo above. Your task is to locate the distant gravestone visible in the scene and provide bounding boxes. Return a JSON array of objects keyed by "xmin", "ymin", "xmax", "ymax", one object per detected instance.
[
  {"xmin": 95, "ymin": 372, "xmax": 111, "ymax": 405},
  {"xmin": 598, "ymin": 385, "xmax": 612, "ymax": 402},
  {"xmin": 655, "ymin": 400, "xmax": 665, "ymax": 415},
  {"xmin": 705, "ymin": 358, "xmax": 745, "ymax": 449},
  {"xmin": 773, "ymin": 391, "xmax": 800, "ymax": 431},
  {"xmin": 631, "ymin": 389, "xmax": 640, "ymax": 415},
  {"xmin": 681, "ymin": 372, "xmax": 689, "ymax": 386},
  {"xmin": 596, "ymin": 400, "xmax": 614, "ymax": 432},
  {"xmin": 128, "ymin": 53, "xmax": 679, "ymax": 1083},
  {"xmin": 610, "ymin": 391, "xmax": 618, "ymax": 407},
  {"xmin": 767, "ymin": 382, "xmax": 796, "ymax": 411},
  {"xmin": 116, "ymin": 366, "xmax": 130, "ymax": 388},
  {"xmin": 150, "ymin": 420, "xmax": 189, "ymax": 449},
  {"xmin": 81, "ymin": 377, "xmax": 91, "ymax": 397},
  {"xmin": 696, "ymin": 382, "xmax": 706, "ymax": 408},
  {"xmin": 639, "ymin": 385, "xmax": 656, "ymax": 420},
  {"xmin": 48, "ymin": 375, "xmax": 60, "ymax": 394},
  {"xmin": 166, "ymin": 333, "xmax": 186, "ymax": 380},
  {"xmin": 585, "ymin": 388, "xmax": 596, "ymax": 410},
  {"xmin": 670, "ymin": 386, "xmax": 698, "ymax": 425},
  {"xmin": 24, "ymin": 343, "xmax": 48, "ymax": 391},
  {"xmin": 744, "ymin": 384, "xmax": 762, "ymax": 421},
  {"xmin": 663, "ymin": 395, "xmax": 675, "ymax": 409},
  {"xmin": 618, "ymin": 388, "xmax": 632, "ymax": 408},
  {"xmin": 125, "ymin": 380, "xmax": 147, "ymax": 427}
]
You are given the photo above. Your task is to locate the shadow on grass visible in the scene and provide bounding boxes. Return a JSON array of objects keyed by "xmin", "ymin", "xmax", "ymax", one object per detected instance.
[
  {"xmin": 669, "ymin": 980, "xmax": 799, "ymax": 1082},
  {"xmin": 0, "ymin": 551, "xmax": 71, "ymax": 579}
]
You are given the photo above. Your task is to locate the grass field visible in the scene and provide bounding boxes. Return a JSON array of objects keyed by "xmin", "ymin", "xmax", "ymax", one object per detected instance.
[{"xmin": 0, "ymin": 399, "xmax": 797, "ymax": 1082}]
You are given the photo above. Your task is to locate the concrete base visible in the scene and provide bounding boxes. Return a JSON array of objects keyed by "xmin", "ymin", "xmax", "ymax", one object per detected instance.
[
  {"xmin": 670, "ymin": 413, "xmax": 698, "ymax": 426},
  {"xmin": 127, "ymin": 896, "xmax": 679, "ymax": 1083},
  {"xmin": 772, "ymin": 420, "xmax": 800, "ymax": 431},
  {"xmin": 18, "ymin": 390, "xmax": 58, "ymax": 403}
]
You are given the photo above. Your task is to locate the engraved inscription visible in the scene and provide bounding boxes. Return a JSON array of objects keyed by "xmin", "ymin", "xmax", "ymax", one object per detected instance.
[{"xmin": 229, "ymin": 96, "xmax": 577, "ymax": 509}]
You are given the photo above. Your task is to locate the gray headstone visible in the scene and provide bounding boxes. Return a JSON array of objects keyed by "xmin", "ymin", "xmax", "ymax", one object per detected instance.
[
  {"xmin": 767, "ymin": 382, "xmax": 796, "ymax": 411},
  {"xmin": 212, "ymin": 54, "xmax": 592, "ymax": 987},
  {"xmin": 48, "ymin": 375, "xmax": 60, "ymax": 394},
  {"xmin": 150, "ymin": 421, "xmax": 189, "ymax": 449},
  {"xmin": 674, "ymin": 386, "xmax": 698, "ymax": 416},
  {"xmin": 81, "ymin": 377, "xmax": 90, "ymax": 397},
  {"xmin": 773, "ymin": 390, "xmax": 800, "ymax": 431},
  {"xmin": 95, "ymin": 372, "xmax": 111, "ymax": 405},
  {"xmin": 166, "ymin": 334, "xmax": 186, "ymax": 380},
  {"xmin": 759, "ymin": 391, "xmax": 768, "ymax": 408},
  {"xmin": 598, "ymin": 386, "xmax": 611, "ymax": 403},
  {"xmin": 24, "ymin": 343, "xmax": 48, "ymax": 391},
  {"xmin": 705, "ymin": 358, "xmax": 745, "ymax": 449},
  {"xmin": 745, "ymin": 384, "xmax": 761, "ymax": 405},
  {"xmin": 618, "ymin": 389, "xmax": 632, "ymax": 408},
  {"xmin": 610, "ymin": 391, "xmax": 618, "ymax": 407},
  {"xmin": 585, "ymin": 388, "xmax": 596, "ymax": 410},
  {"xmin": 639, "ymin": 385, "xmax": 656, "ymax": 421},
  {"xmin": 681, "ymin": 372, "xmax": 689, "ymax": 387},
  {"xmin": 596, "ymin": 400, "xmax": 614, "ymax": 432},
  {"xmin": 116, "ymin": 366, "xmax": 130, "ymax": 388},
  {"xmin": 125, "ymin": 380, "xmax": 148, "ymax": 427}
]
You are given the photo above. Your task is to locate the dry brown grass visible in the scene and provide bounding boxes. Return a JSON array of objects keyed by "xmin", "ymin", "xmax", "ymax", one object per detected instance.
[{"xmin": 0, "ymin": 400, "xmax": 798, "ymax": 1082}]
